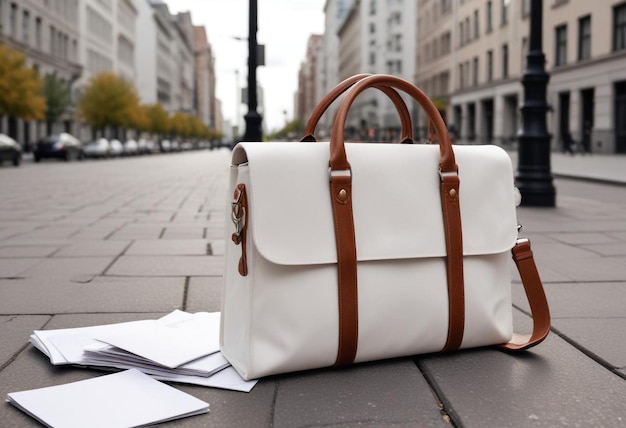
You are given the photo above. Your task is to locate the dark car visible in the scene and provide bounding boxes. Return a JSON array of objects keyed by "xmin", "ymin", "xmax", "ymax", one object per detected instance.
[
  {"xmin": 34, "ymin": 133, "xmax": 84, "ymax": 162},
  {"xmin": 0, "ymin": 133, "xmax": 22, "ymax": 167}
]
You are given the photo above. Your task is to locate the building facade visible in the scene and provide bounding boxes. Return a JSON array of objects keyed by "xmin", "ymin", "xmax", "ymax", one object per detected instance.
[
  {"xmin": 0, "ymin": 0, "xmax": 82, "ymax": 146},
  {"xmin": 193, "ymin": 25, "xmax": 217, "ymax": 129},
  {"xmin": 445, "ymin": 0, "xmax": 626, "ymax": 154}
]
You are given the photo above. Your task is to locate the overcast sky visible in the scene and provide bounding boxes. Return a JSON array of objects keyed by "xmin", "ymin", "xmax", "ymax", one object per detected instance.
[{"xmin": 167, "ymin": 0, "xmax": 326, "ymax": 134}]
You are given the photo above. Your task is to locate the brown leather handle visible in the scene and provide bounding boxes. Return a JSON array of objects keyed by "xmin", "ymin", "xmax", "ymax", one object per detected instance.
[
  {"xmin": 330, "ymin": 74, "xmax": 457, "ymax": 173},
  {"xmin": 301, "ymin": 74, "xmax": 413, "ymax": 144}
]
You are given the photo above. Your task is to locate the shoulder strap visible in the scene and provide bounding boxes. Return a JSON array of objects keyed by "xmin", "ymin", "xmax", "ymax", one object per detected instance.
[{"xmin": 499, "ymin": 239, "xmax": 551, "ymax": 351}]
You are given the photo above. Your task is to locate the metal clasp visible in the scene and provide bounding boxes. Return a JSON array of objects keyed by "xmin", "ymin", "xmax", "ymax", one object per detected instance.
[{"xmin": 231, "ymin": 191, "xmax": 246, "ymax": 239}]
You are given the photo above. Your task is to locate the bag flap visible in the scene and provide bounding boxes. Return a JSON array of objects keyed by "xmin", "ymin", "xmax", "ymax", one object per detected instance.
[{"xmin": 231, "ymin": 142, "xmax": 518, "ymax": 266}]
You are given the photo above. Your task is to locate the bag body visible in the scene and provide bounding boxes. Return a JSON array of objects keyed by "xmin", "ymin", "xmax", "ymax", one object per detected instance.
[{"xmin": 220, "ymin": 75, "xmax": 550, "ymax": 380}]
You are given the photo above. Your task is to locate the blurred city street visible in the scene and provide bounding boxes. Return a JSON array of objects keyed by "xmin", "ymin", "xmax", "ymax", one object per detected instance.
[{"xmin": 0, "ymin": 148, "xmax": 625, "ymax": 427}]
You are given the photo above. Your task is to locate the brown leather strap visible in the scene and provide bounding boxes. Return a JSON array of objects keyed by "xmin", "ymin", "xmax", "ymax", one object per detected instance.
[
  {"xmin": 301, "ymin": 73, "xmax": 414, "ymax": 143},
  {"xmin": 231, "ymin": 184, "xmax": 249, "ymax": 276},
  {"xmin": 440, "ymin": 173, "xmax": 464, "ymax": 351},
  {"xmin": 327, "ymin": 74, "xmax": 463, "ymax": 364},
  {"xmin": 329, "ymin": 174, "xmax": 359, "ymax": 366},
  {"xmin": 499, "ymin": 240, "xmax": 551, "ymax": 351}
]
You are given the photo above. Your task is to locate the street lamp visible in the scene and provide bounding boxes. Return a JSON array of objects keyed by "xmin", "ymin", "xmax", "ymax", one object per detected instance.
[
  {"xmin": 242, "ymin": 0, "xmax": 263, "ymax": 142},
  {"xmin": 515, "ymin": 0, "xmax": 556, "ymax": 207}
]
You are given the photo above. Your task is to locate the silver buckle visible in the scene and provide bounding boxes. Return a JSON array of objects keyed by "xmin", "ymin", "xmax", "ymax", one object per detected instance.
[
  {"xmin": 328, "ymin": 168, "xmax": 352, "ymax": 182},
  {"xmin": 439, "ymin": 169, "xmax": 458, "ymax": 182}
]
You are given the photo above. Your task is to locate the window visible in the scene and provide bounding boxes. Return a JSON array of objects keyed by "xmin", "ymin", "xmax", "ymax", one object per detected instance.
[
  {"xmin": 614, "ymin": 3, "xmax": 626, "ymax": 52},
  {"xmin": 396, "ymin": 60, "xmax": 402, "ymax": 74},
  {"xmin": 521, "ymin": 37, "xmax": 528, "ymax": 69},
  {"xmin": 578, "ymin": 15, "xmax": 591, "ymax": 61},
  {"xmin": 486, "ymin": 1, "xmax": 493, "ymax": 33},
  {"xmin": 473, "ymin": 57, "xmax": 479, "ymax": 85},
  {"xmin": 370, "ymin": 52, "xmax": 376, "ymax": 65},
  {"xmin": 474, "ymin": 10, "xmax": 479, "ymax": 39},
  {"xmin": 9, "ymin": 3, "xmax": 17, "ymax": 36},
  {"xmin": 50, "ymin": 25, "xmax": 56, "ymax": 55},
  {"xmin": 370, "ymin": 23, "xmax": 376, "ymax": 34},
  {"xmin": 502, "ymin": 44, "xmax": 509, "ymax": 78},
  {"xmin": 459, "ymin": 63, "xmax": 465, "ymax": 89},
  {"xmin": 23, "ymin": 10, "xmax": 29, "ymax": 44},
  {"xmin": 35, "ymin": 17, "xmax": 42, "ymax": 49},
  {"xmin": 466, "ymin": 17, "xmax": 470, "ymax": 42},
  {"xmin": 487, "ymin": 50, "xmax": 493, "ymax": 82},
  {"xmin": 555, "ymin": 24, "xmax": 567, "ymax": 66},
  {"xmin": 501, "ymin": 0, "xmax": 510, "ymax": 26},
  {"xmin": 460, "ymin": 22, "xmax": 465, "ymax": 46},
  {"xmin": 370, "ymin": 0, "xmax": 376, "ymax": 15}
]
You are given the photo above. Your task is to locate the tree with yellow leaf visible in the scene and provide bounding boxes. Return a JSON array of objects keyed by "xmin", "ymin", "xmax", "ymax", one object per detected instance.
[
  {"xmin": 0, "ymin": 44, "xmax": 46, "ymax": 122},
  {"xmin": 77, "ymin": 72, "xmax": 139, "ymax": 136}
]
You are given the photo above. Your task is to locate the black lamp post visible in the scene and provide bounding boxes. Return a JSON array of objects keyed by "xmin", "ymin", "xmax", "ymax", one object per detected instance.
[
  {"xmin": 242, "ymin": 0, "xmax": 263, "ymax": 142},
  {"xmin": 516, "ymin": 0, "xmax": 556, "ymax": 207}
]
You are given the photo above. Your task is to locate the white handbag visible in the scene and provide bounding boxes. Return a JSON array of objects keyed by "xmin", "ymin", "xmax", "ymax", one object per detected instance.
[{"xmin": 220, "ymin": 74, "xmax": 550, "ymax": 380}]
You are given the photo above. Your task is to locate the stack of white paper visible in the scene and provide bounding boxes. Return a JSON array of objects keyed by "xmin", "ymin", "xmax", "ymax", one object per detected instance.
[
  {"xmin": 7, "ymin": 369, "xmax": 209, "ymax": 428},
  {"xmin": 29, "ymin": 310, "xmax": 257, "ymax": 393}
]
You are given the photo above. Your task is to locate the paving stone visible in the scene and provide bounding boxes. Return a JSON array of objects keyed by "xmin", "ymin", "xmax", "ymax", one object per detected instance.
[
  {"xmin": 512, "ymin": 281, "xmax": 626, "ymax": 319},
  {"xmin": 53, "ymin": 240, "xmax": 131, "ymax": 257},
  {"xmin": 273, "ymin": 359, "xmax": 447, "ymax": 427},
  {"xmin": 552, "ymin": 318, "xmax": 626, "ymax": 368},
  {"xmin": 0, "ymin": 247, "xmax": 58, "ymax": 258},
  {"xmin": 20, "ymin": 257, "xmax": 114, "ymax": 278},
  {"xmin": 106, "ymin": 255, "xmax": 223, "ymax": 277},
  {"xmin": 71, "ymin": 225, "xmax": 128, "ymax": 240},
  {"xmin": 161, "ymin": 226, "xmax": 205, "ymax": 239},
  {"xmin": 0, "ymin": 259, "xmax": 42, "ymax": 278},
  {"xmin": 527, "ymin": 242, "xmax": 601, "ymax": 261},
  {"xmin": 0, "ymin": 277, "xmax": 184, "ymax": 314},
  {"xmin": 583, "ymin": 242, "xmax": 626, "ymax": 256},
  {"xmin": 417, "ymin": 310, "xmax": 626, "ymax": 427},
  {"xmin": 547, "ymin": 232, "xmax": 620, "ymax": 245},
  {"xmin": 210, "ymin": 239, "xmax": 225, "ymax": 256},
  {"xmin": 0, "ymin": 237, "xmax": 71, "ymax": 247},
  {"xmin": 0, "ymin": 315, "xmax": 50, "ymax": 367},
  {"xmin": 535, "ymin": 256, "xmax": 626, "ymax": 282},
  {"xmin": 186, "ymin": 277, "xmax": 223, "ymax": 313},
  {"xmin": 126, "ymin": 239, "xmax": 211, "ymax": 256},
  {"xmin": 108, "ymin": 224, "xmax": 164, "ymax": 240}
]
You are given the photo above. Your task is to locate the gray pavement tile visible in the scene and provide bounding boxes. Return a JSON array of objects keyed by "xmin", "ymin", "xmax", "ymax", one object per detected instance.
[
  {"xmin": 126, "ymin": 239, "xmax": 211, "ymax": 256},
  {"xmin": 547, "ymin": 232, "xmax": 621, "ymax": 245},
  {"xmin": 206, "ymin": 226, "xmax": 226, "ymax": 239},
  {"xmin": 106, "ymin": 255, "xmax": 223, "ymax": 277},
  {"xmin": 0, "ymin": 246, "xmax": 58, "ymax": 258},
  {"xmin": 583, "ymin": 242, "xmax": 626, "ymax": 256},
  {"xmin": 0, "ymin": 237, "xmax": 71, "ymax": 247},
  {"xmin": 0, "ymin": 315, "xmax": 50, "ymax": 367},
  {"xmin": 71, "ymin": 225, "xmax": 128, "ymax": 240},
  {"xmin": 0, "ymin": 259, "xmax": 42, "ymax": 278},
  {"xmin": 527, "ymin": 241, "xmax": 600, "ymax": 261},
  {"xmin": 210, "ymin": 239, "xmax": 225, "ymax": 256},
  {"xmin": 272, "ymin": 360, "xmax": 447, "ymax": 428},
  {"xmin": 417, "ymin": 310, "xmax": 626, "ymax": 427},
  {"xmin": 20, "ymin": 257, "xmax": 114, "ymax": 278},
  {"xmin": 512, "ymin": 281, "xmax": 626, "ymax": 318},
  {"xmin": 185, "ymin": 277, "xmax": 223, "ymax": 313},
  {"xmin": 535, "ymin": 256, "xmax": 626, "ymax": 282},
  {"xmin": 161, "ymin": 226, "xmax": 205, "ymax": 239},
  {"xmin": 108, "ymin": 224, "xmax": 164, "ymax": 239},
  {"xmin": 0, "ymin": 276, "xmax": 184, "ymax": 314},
  {"xmin": 52, "ymin": 240, "xmax": 131, "ymax": 257},
  {"xmin": 552, "ymin": 318, "xmax": 626, "ymax": 369}
]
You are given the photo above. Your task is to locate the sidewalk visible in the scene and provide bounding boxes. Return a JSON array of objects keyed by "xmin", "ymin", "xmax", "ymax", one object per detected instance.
[{"xmin": 0, "ymin": 149, "xmax": 625, "ymax": 427}]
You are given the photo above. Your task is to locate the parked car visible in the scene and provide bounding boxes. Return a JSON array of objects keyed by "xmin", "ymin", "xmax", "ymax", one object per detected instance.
[
  {"xmin": 83, "ymin": 138, "xmax": 110, "ymax": 159},
  {"xmin": 0, "ymin": 133, "xmax": 22, "ymax": 167},
  {"xmin": 34, "ymin": 133, "xmax": 83, "ymax": 162},
  {"xmin": 159, "ymin": 139, "xmax": 171, "ymax": 153},
  {"xmin": 122, "ymin": 139, "xmax": 139, "ymax": 156},
  {"xmin": 109, "ymin": 139, "xmax": 124, "ymax": 157}
]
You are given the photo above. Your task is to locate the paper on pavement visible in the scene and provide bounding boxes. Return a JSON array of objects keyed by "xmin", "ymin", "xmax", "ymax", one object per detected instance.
[{"xmin": 6, "ymin": 369, "xmax": 209, "ymax": 428}]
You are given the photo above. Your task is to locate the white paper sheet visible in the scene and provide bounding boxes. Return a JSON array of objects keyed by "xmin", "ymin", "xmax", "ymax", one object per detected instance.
[{"xmin": 6, "ymin": 369, "xmax": 209, "ymax": 428}]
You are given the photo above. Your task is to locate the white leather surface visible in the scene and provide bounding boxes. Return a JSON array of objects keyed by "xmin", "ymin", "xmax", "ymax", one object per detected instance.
[
  {"xmin": 222, "ymin": 142, "xmax": 517, "ymax": 380},
  {"xmin": 231, "ymin": 142, "xmax": 517, "ymax": 266}
]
